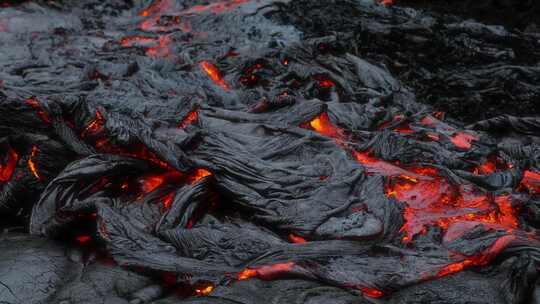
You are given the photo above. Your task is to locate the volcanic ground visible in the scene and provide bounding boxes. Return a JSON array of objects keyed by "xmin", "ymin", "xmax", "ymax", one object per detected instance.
[{"xmin": 1, "ymin": 0, "xmax": 540, "ymax": 303}]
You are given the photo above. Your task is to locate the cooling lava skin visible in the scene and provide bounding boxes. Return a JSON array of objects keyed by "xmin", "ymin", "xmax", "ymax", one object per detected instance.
[{"xmin": 1, "ymin": 0, "xmax": 540, "ymax": 303}]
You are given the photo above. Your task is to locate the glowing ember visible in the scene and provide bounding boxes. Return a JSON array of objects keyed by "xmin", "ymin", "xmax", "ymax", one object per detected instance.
[
  {"xmin": 0, "ymin": 148, "xmax": 19, "ymax": 183},
  {"xmin": 200, "ymin": 61, "xmax": 231, "ymax": 91},
  {"xmin": 27, "ymin": 145, "xmax": 41, "ymax": 180}
]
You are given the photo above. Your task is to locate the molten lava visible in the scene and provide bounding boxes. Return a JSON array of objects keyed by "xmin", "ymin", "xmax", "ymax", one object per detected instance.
[
  {"xmin": 360, "ymin": 287, "xmax": 384, "ymax": 298},
  {"xmin": 435, "ymin": 235, "xmax": 516, "ymax": 278},
  {"xmin": 288, "ymin": 234, "xmax": 307, "ymax": 243},
  {"xmin": 303, "ymin": 112, "xmax": 346, "ymax": 143},
  {"xmin": 238, "ymin": 262, "xmax": 295, "ymax": 281},
  {"xmin": 303, "ymin": 112, "xmax": 521, "ymax": 276},
  {"xmin": 187, "ymin": 168, "xmax": 212, "ymax": 184},
  {"xmin": 520, "ymin": 170, "xmax": 540, "ymax": 195},
  {"xmin": 200, "ymin": 61, "xmax": 231, "ymax": 91},
  {"xmin": 0, "ymin": 148, "xmax": 19, "ymax": 183},
  {"xmin": 27, "ymin": 145, "xmax": 41, "ymax": 180},
  {"xmin": 179, "ymin": 109, "xmax": 199, "ymax": 129},
  {"xmin": 195, "ymin": 283, "xmax": 214, "ymax": 296},
  {"xmin": 82, "ymin": 110, "xmax": 105, "ymax": 138}
]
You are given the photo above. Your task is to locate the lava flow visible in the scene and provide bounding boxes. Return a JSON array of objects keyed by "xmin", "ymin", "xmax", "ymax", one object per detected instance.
[
  {"xmin": 3, "ymin": 0, "xmax": 540, "ymax": 302},
  {"xmin": 303, "ymin": 112, "xmax": 522, "ymax": 276}
]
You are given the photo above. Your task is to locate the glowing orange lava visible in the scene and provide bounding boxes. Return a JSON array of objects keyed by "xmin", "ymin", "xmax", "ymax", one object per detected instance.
[
  {"xmin": 360, "ymin": 287, "xmax": 384, "ymax": 298},
  {"xmin": 436, "ymin": 235, "xmax": 515, "ymax": 278},
  {"xmin": 187, "ymin": 168, "xmax": 212, "ymax": 184},
  {"xmin": 82, "ymin": 110, "xmax": 105, "ymax": 138},
  {"xmin": 288, "ymin": 234, "xmax": 307, "ymax": 243},
  {"xmin": 0, "ymin": 148, "xmax": 19, "ymax": 183},
  {"xmin": 27, "ymin": 145, "xmax": 41, "ymax": 180},
  {"xmin": 200, "ymin": 61, "xmax": 231, "ymax": 91},
  {"xmin": 81, "ymin": 113, "xmax": 176, "ymax": 170},
  {"xmin": 304, "ymin": 112, "xmax": 346, "ymax": 143},
  {"xmin": 195, "ymin": 283, "xmax": 215, "ymax": 296},
  {"xmin": 139, "ymin": 171, "xmax": 184, "ymax": 194},
  {"xmin": 161, "ymin": 192, "xmax": 175, "ymax": 210},
  {"xmin": 238, "ymin": 262, "xmax": 295, "ymax": 281},
  {"xmin": 302, "ymin": 113, "xmax": 521, "ymax": 277},
  {"xmin": 179, "ymin": 109, "xmax": 199, "ymax": 129}
]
